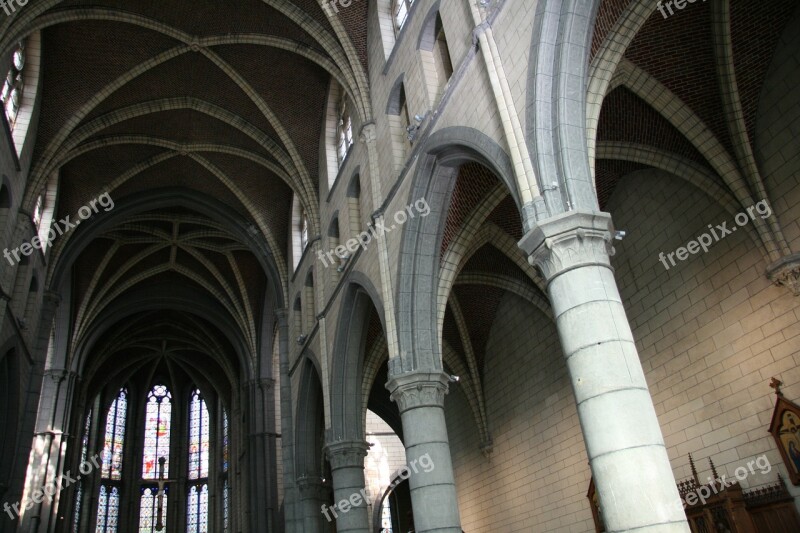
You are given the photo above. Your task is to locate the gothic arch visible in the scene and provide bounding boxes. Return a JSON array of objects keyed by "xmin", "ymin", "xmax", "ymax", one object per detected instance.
[
  {"xmin": 294, "ymin": 357, "xmax": 326, "ymax": 479},
  {"xmin": 329, "ymin": 277, "xmax": 386, "ymax": 443},
  {"xmin": 393, "ymin": 127, "xmax": 516, "ymax": 373}
]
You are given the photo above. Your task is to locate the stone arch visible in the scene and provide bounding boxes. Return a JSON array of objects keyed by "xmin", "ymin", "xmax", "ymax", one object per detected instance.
[
  {"xmin": 393, "ymin": 127, "xmax": 516, "ymax": 373},
  {"xmin": 329, "ymin": 276, "xmax": 386, "ymax": 442},
  {"xmin": 526, "ymin": 0, "xmax": 604, "ymax": 222},
  {"xmin": 294, "ymin": 357, "xmax": 326, "ymax": 479}
]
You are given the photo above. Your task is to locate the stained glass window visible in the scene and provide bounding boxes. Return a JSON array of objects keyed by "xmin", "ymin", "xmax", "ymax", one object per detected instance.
[
  {"xmin": 139, "ymin": 486, "xmax": 168, "ymax": 533},
  {"xmin": 186, "ymin": 484, "xmax": 209, "ymax": 533},
  {"xmin": 101, "ymin": 389, "xmax": 127, "ymax": 480},
  {"xmin": 381, "ymin": 497, "xmax": 393, "ymax": 532},
  {"xmin": 143, "ymin": 385, "xmax": 172, "ymax": 480},
  {"xmin": 73, "ymin": 411, "xmax": 92, "ymax": 533},
  {"xmin": 222, "ymin": 409, "xmax": 229, "ymax": 473},
  {"xmin": 96, "ymin": 485, "xmax": 120, "ymax": 533},
  {"xmin": 72, "ymin": 483, "xmax": 83, "ymax": 533},
  {"xmin": 223, "ymin": 479, "xmax": 230, "ymax": 533},
  {"xmin": 222, "ymin": 407, "xmax": 230, "ymax": 532},
  {"xmin": 188, "ymin": 390, "xmax": 209, "ymax": 480}
]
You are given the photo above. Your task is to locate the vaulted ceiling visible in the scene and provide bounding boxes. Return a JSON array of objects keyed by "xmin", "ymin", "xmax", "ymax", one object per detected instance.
[{"xmin": 0, "ymin": 0, "xmax": 371, "ymax": 380}]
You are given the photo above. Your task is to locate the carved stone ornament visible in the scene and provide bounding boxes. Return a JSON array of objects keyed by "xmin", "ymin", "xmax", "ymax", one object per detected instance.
[
  {"xmin": 386, "ymin": 371, "xmax": 450, "ymax": 413},
  {"xmin": 766, "ymin": 253, "xmax": 800, "ymax": 296},
  {"xmin": 518, "ymin": 210, "xmax": 615, "ymax": 283}
]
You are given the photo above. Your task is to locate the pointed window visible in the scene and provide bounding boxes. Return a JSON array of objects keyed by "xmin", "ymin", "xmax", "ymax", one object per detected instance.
[
  {"xmin": 1, "ymin": 41, "xmax": 25, "ymax": 130},
  {"xmin": 337, "ymin": 94, "xmax": 354, "ymax": 165},
  {"xmin": 186, "ymin": 389, "xmax": 210, "ymax": 533},
  {"xmin": 392, "ymin": 0, "xmax": 416, "ymax": 35},
  {"xmin": 96, "ymin": 485, "xmax": 120, "ymax": 533},
  {"xmin": 139, "ymin": 486, "xmax": 166, "ymax": 533},
  {"xmin": 222, "ymin": 408, "xmax": 230, "ymax": 533},
  {"xmin": 142, "ymin": 385, "xmax": 172, "ymax": 480},
  {"xmin": 101, "ymin": 389, "xmax": 127, "ymax": 481},
  {"xmin": 73, "ymin": 410, "xmax": 92, "ymax": 533}
]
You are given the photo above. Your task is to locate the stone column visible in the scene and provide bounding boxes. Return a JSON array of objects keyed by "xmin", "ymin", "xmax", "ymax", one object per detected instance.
[
  {"xmin": 246, "ymin": 377, "xmax": 279, "ymax": 533},
  {"xmin": 324, "ymin": 440, "xmax": 369, "ymax": 533},
  {"xmin": 385, "ymin": 371, "xmax": 461, "ymax": 533},
  {"xmin": 276, "ymin": 308, "xmax": 300, "ymax": 533},
  {"xmin": 296, "ymin": 476, "xmax": 330, "ymax": 533},
  {"xmin": 519, "ymin": 210, "xmax": 689, "ymax": 532}
]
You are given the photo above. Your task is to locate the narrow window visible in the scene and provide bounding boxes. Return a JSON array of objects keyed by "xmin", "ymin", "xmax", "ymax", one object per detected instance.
[
  {"xmin": 142, "ymin": 385, "xmax": 172, "ymax": 480},
  {"xmin": 1, "ymin": 41, "xmax": 25, "ymax": 130}
]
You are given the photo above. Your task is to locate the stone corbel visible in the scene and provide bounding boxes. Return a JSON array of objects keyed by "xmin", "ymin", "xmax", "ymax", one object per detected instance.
[{"xmin": 766, "ymin": 253, "xmax": 800, "ymax": 296}]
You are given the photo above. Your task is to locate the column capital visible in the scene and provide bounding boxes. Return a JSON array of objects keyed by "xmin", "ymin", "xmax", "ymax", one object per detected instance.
[
  {"xmin": 296, "ymin": 475, "xmax": 329, "ymax": 500},
  {"xmin": 518, "ymin": 210, "xmax": 615, "ymax": 283},
  {"xmin": 386, "ymin": 371, "xmax": 449, "ymax": 413},
  {"xmin": 324, "ymin": 440, "xmax": 369, "ymax": 470},
  {"xmin": 275, "ymin": 307, "xmax": 289, "ymax": 320}
]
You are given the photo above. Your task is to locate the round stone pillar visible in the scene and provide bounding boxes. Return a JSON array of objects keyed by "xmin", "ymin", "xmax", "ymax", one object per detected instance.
[
  {"xmin": 324, "ymin": 440, "xmax": 369, "ymax": 533},
  {"xmin": 296, "ymin": 476, "xmax": 330, "ymax": 533},
  {"xmin": 520, "ymin": 210, "xmax": 690, "ymax": 532},
  {"xmin": 385, "ymin": 371, "xmax": 461, "ymax": 533}
]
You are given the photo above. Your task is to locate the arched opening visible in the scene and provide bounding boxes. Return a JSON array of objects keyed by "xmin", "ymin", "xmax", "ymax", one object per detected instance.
[
  {"xmin": 2, "ymin": 31, "xmax": 42, "ymax": 156},
  {"xmin": 419, "ymin": 10, "xmax": 453, "ymax": 107},
  {"xmin": 347, "ymin": 173, "xmax": 362, "ymax": 240},
  {"xmin": 387, "ymin": 78, "xmax": 413, "ymax": 173}
]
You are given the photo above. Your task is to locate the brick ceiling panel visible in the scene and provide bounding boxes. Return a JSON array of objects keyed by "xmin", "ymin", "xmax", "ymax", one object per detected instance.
[
  {"xmin": 83, "ymin": 52, "xmax": 280, "ymax": 140},
  {"xmin": 440, "ymin": 163, "xmax": 501, "ymax": 258},
  {"xmin": 198, "ymin": 151, "xmax": 292, "ymax": 253},
  {"xmin": 214, "ymin": 44, "xmax": 330, "ymax": 182},
  {"xmin": 34, "ymin": 21, "xmax": 180, "ymax": 156},
  {"xmin": 461, "ymin": 243, "xmax": 532, "ymax": 288},
  {"xmin": 329, "ymin": 0, "xmax": 369, "ymax": 71},
  {"xmin": 592, "ymin": 0, "xmax": 631, "ymax": 59},
  {"xmin": 485, "ymin": 195, "xmax": 523, "ymax": 241},
  {"xmin": 58, "ymin": 144, "xmax": 168, "ymax": 215},
  {"xmin": 107, "ymin": 156, "xmax": 251, "ymax": 217},
  {"xmin": 625, "ymin": 3, "xmax": 735, "ymax": 157},
  {"xmin": 87, "ymin": 109, "xmax": 270, "ymax": 156},
  {"xmin": 730, "ymin": 0, "xmax": 799, "ymax": 144},
  {"xmin": 597, "ymin": 87, "xmax": 711, "ymax": 167},
  {"xmin": 59, "ymin": 0, "xmax": 323, "ymax": 50},
  {"xmin": 452, "ymin": 284, "xmax": 505, "ymax": 377}
]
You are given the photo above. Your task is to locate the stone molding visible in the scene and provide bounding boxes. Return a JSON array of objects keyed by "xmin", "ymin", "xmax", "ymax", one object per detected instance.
[
  {"xmin": 519, "ymin": 210, "xmax": 615, "ymax": 282},
  {"xmin": 386, "ymin": 371, "xmax": 450, "ymax": 413},
  {"xmin": 324, "ymin": 440, "xmax": 370, "ymax": 470}
]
